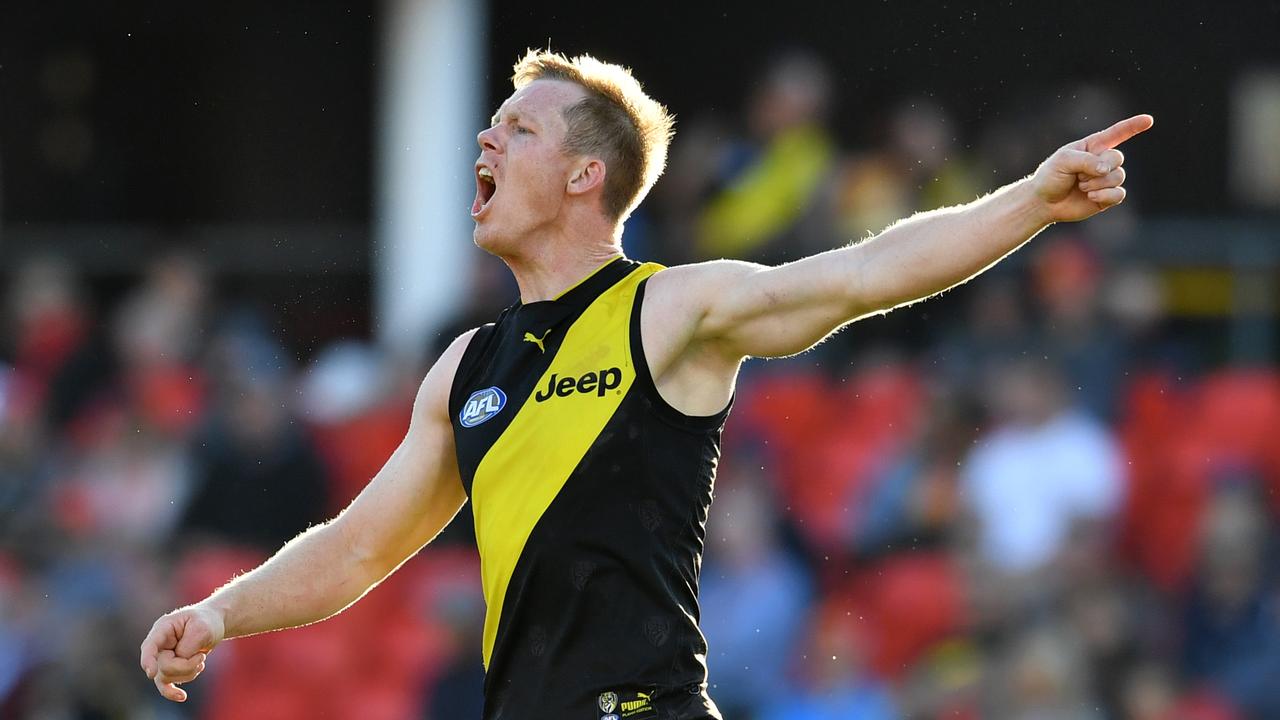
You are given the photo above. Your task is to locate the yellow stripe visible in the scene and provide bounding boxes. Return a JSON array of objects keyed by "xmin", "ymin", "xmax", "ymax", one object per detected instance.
[{"xmin": 472, "ymin": 262, "xmax": 661, "ymax": 668}]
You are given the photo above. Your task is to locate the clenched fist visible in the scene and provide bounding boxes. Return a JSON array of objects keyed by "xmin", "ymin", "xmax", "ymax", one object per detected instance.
[
  {"xmin": 139, "ymin": 603, "xmax": 226, "ymax": 702},
  {"xmin": 1031, "ymin": 114, "xmax": 1154, "ymax": 223}
]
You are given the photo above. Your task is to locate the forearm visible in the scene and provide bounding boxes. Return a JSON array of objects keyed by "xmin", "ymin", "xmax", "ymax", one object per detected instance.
[
  {"xmin": 199, "ymin": 520, "xmax": 384, "ymax": 640},
  {"xmin": 850, "ymin": 176, "xmax": 1052, "ymax": 314},
  {"xmin": 140, "ymin": 332, "xmax": 475, "ymax": 702}
]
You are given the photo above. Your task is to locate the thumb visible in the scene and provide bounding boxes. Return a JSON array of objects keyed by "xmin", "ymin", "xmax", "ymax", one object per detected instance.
[
  {"xmin": 173, "ymin": 613, "xmax": 215, "ymax": 658},
  {"xmin": 1052, "ymin": 148, "xmax": 1110, "ymax": 177}
]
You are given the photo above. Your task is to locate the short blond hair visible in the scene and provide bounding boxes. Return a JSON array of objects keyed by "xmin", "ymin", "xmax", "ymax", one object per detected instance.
[{"xmin": 512, "ymin": 49, "xmax": 674, "ymax": 222}]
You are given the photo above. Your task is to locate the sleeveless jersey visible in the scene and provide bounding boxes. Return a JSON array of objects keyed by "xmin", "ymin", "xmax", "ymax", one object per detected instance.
[{"xmin": 449, "ymin": 258, "xmax": 729, "ymax": 720}]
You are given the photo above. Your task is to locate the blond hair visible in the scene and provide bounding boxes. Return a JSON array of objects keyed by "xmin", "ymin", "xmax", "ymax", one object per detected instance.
[{"xmin": 512, "ymin": 49, "xmax": 674, "ymax": 222}]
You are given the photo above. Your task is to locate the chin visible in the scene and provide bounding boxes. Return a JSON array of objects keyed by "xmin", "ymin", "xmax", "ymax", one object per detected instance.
[{"xmin": 472, "ymin": 223, "xmax": 511, "ymax": 257}]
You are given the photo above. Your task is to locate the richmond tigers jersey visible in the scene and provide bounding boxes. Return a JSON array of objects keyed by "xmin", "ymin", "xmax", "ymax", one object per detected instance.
[{"xmin": 449, "ymin": 258, "xmax": 728, "ymax": 720}]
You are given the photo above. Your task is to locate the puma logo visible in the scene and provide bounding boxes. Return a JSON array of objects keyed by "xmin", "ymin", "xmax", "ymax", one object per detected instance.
[
  {"xmin": 523, "ymin": 329, "xmax": 551, "ymax": 353},
  {"xmin": 621, "ymin": 691, "xmax": 653, "ymax": 713}
]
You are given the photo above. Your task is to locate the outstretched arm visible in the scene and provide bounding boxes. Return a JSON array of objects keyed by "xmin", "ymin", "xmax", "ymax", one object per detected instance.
[
  {"xmin": 139, "ymin": 330, "xmax": 475, "ymax": 702},
  {"xmin": 659, "ymin": 115, "xmax": 1153, "ymax": 361}
]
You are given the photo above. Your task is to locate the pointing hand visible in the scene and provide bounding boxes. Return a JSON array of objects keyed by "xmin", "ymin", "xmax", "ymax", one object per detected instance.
[{"xmin": 1031, "ymin": 114, "xmax": 1154, "ymax": 223}]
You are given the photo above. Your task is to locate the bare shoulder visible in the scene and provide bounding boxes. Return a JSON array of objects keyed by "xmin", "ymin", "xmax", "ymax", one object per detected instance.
[
  {"xmin": 644, "ymin": 259, "xmax": 763, "ymax": 328},
  {"xmin": 647, "ymin": 259, "xmax": 763, "ymax": 303},
  {"xmin": 412, "ymin": 328, "xmax": 481, "ymax": 422},
  {"xmin": 646, "ymin": 259, "xmax": 767, "ymax": 344},
  {"xmin": 639, "ymin": 261, "xmax": 762, "ymax": 400}
]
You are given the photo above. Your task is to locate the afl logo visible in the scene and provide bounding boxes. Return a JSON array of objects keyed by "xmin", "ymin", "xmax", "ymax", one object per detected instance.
[{"xmin": 460, "ymin": 387, "xmax": 506, "ymax": 427}]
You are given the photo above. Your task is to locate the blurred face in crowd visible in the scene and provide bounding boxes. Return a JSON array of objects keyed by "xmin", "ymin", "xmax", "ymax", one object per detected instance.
[
  {"xmin": 228, "ymin": 378, "xmax": 288, "ymax": 450},
  {"xmin": 1120, "ymin": 662, "xmax": 1177, "ymax": 720},
  {"xmin": 988, "ymin": 358, "xmax": 1065, "ymax": 427},
  {"xmin": 1199, "ymin": 489, "xmax": 1266, "ymax": 612},
  {"xmin": 747, "ymin": 53, "xmax": 830, "ymax": 139},
  {"xmin": 472, "ymin": 79, "xmax": 591, "ymax": 256}
]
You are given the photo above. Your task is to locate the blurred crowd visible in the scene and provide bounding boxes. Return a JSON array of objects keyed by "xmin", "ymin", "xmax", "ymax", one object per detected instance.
[{"xmin": 3, "ymin": 50, "xmax": 1280, "ymax": 720}]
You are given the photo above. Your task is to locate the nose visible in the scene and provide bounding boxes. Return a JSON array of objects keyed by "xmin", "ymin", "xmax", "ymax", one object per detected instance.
[{"xmin": 477, "ymin": 125, "xmax": 500, "ymax": 153}]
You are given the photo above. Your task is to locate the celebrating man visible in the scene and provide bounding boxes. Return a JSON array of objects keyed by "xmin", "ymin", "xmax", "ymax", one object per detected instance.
[{"xmin": 141, "ymin": 50, "xmax": 1151, "ymax": 720}]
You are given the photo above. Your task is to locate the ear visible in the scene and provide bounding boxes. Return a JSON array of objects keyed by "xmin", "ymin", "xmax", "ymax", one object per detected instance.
[{"xmin": 566, "ymin": 157, "xmax": 607, "ymax": 198}]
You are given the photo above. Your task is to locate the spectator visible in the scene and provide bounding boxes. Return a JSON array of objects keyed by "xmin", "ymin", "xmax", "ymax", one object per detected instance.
[
  {"xmin": 181, "ymin": 320, "xmax": 328, "ymax": 552},
  {"xmin": 1030, "ymin": 237, "xmax": 1128, "ymax": 420},
  {"xmin": 702, "ymin": 472, "xmax": 812, "ymax": 717},
  {"xmin": 835, "ymin": 97, "xmax": 980, "ymax": 242},
  {"xmin": 961, "ymin": 356, "xmax": 1123, "ymax": 576},
  {"xmin": 984, "ymin": 625, "xmax": 1101, "ymax": 720},
  {"xmin": 758, "ymin": 604, "xmax": 897, "ymax": 720},
  {"xmin": 695, "ymin": 50, "xmax": 839, "ymax": 263},
  {"xmin": 1182, "ymin": 485, "xmax": 1280, "ymax": 718}
]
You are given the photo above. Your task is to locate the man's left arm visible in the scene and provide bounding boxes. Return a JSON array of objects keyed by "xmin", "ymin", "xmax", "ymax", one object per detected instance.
[{"xmin": 669, "ymin": 115, "xmax": 1153, "ymax": 361}]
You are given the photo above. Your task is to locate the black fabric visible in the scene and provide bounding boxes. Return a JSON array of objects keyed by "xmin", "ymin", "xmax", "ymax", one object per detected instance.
[
  {"xmin": 480, "ymin": 386, "xmax": 726, "ymax": 720},
  {"xmin": 449, "ymin": 259, "xmax": 728, "ymax": 720},
  {"xmin": 449, "ymin": 257, "xmax": 637, "ymax": 495}
]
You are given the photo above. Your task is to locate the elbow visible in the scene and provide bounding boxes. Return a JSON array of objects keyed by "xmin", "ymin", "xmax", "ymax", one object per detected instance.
[
  {"xmin": 329, "ymin": 515, "xmax": 393, "ymax": 585},
  {"xmin": 841, "ymin": 246, "xmax": 885, "ymax": 317}
]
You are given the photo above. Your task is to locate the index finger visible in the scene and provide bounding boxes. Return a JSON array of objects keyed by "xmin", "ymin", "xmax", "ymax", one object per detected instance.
[
  {"xmin": 140, "ymin": 635, "xmax": 160, "ymax": 677},
  {"xmin": 140, "ymin": 620, "xmax": 175, "ymax": 677},
  {"xmin": 1084, "ymin": 114, "xmax": 1154, "ymax": 152},
  {"xmin": 155, "ymin": 674, "xmax": 188, "ymax": 703}
]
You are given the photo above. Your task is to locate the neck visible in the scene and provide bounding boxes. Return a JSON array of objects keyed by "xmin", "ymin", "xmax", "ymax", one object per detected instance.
[{"xmin": 502, "ymin": 225, "xmax": 624, "ymax": 303}]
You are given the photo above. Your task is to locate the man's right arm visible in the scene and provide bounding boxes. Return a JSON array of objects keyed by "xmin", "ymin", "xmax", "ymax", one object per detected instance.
[{"xmin": 140, "ymin": 329, "xmax": 476, "ymax": 702}]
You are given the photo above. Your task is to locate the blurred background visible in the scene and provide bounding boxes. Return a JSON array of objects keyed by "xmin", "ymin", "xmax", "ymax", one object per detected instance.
[{"xmin": 2, "ymin": 1, "xmax": 1280, "ymax": 718}]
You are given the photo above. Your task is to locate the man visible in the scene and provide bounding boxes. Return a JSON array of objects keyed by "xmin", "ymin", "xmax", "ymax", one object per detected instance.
[{"xmin": 140, "ymin": 49, "xmax": 1151, "ymax": 719}]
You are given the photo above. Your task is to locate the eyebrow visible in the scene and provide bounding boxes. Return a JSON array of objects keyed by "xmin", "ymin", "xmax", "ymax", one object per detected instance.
[{"xmin": 490, "ymin": 104, "xmax": 537, "ymax": 128}]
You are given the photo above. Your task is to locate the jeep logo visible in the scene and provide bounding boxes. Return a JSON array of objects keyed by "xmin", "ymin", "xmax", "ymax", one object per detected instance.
[{"xmin": 534, "ymin": 367, "xmax": 622, "ymax": 402}]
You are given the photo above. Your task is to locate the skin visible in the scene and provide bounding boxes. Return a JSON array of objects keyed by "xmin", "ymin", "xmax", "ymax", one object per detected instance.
[{"xmin": 140, "ymin": 75, "xmax": 1152, "ymax": 702}]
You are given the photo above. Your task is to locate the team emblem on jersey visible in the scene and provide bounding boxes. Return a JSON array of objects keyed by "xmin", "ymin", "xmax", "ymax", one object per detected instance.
[
  {"xmin": 598, "ymin": 691, "xmax": 619, "ymax": 713},
  {"xmin": 643, "ymin": 616, "xmax": 670, "ymax": 647},
  {"xmin": 460, "ymin": 386, "xmax": 507, "ymax": 427}
]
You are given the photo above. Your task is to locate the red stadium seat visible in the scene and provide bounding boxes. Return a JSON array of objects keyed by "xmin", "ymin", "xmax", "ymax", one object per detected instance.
[
  {"xmin": 1118, "ymin": 369, "xmax": 1280, "ymax": 590},
  {"xmin": 309, "ymin": 401, "xmax": 413, "ymax": 514},
  {"xmin": 735, "ymin": 364, "xmax": 922, "ymax": 551},
  {"xmin": 826, "ymin": 552, "xmax": 964, "ymax": 681}
]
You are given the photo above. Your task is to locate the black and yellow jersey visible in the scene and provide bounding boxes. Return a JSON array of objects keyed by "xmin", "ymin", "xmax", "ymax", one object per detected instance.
[{"xmin": 449, "ymin": 257, "xmax": 728, "ymax": 720}]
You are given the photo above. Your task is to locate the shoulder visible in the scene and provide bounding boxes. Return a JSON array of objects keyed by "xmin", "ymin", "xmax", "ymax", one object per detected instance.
[
  {"xmin": 413, "ymin": 328, "xmax": 483, "ymax": 419},
  {"xmin": 437, "ymin": 328, "xmax": 482, "ymax": 377},
  {"xmin": 634, "ymin": 261, "xmax": 755, "ymax": 393},
  {"xmin": 647, "ymin": 258, "xmax": 764, "ymax": 289},
  {"xmin": 643, "ymin": 259, "xmax": 765, "ymax": 311}
]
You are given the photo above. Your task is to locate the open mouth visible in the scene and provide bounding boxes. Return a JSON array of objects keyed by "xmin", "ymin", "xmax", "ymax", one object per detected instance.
[{"xmin": 472, "ymin": 166, "xmax": 497, "ymax": 217}]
